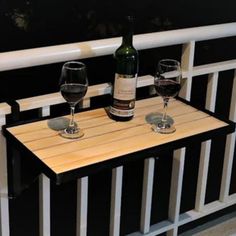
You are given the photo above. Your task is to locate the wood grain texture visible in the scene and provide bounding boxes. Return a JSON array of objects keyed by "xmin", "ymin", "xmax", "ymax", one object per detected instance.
[{"xmin": 7, "ymin": 98, "xmax": 228, "ymax": 175}]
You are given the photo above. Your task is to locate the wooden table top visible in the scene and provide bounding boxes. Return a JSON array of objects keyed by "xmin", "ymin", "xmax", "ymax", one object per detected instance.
[{"xmin": 6, "ymin": 97, "xmax": 232, "ymax": 181}]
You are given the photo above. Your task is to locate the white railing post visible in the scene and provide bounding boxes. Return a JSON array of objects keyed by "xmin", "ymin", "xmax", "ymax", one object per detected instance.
[
  {"xmin": 39, "ymin": 106, "xmax": 51, "ymax": 236},
  {"xmin": 76, "ymin": 177, "xmax": 88, "ymax": 236},
  {"xmin": 110, "ymin": 166, "xmax": 123, "ymax": 236},
  {"xmin": 205, "ymin": 72, "xmax": 219, "ymax": 111},
  {"xmin": 167, "ymin": 148, "xmax": 185, "ymax": 236},
  {"xmin": 195, "ymin": 140, "xmax": 211, "ymax": 212},
  {"xmin": 180, "ymin": 41, "xmax": 195, "ymax": 101},
  {"xmin": 39, "ymin": 175, "xmax": 51, "ymax": 236},
  {"xmin": 195, "ymin": 72, "xmax": 218, "ymax": 212},
  {"xmin": 220, "ymin": 69, "xmax": 236, "ymax": 202},
  {"xmin": 140, "ymin": 158, "xmax": 155, "ymax": 234}
]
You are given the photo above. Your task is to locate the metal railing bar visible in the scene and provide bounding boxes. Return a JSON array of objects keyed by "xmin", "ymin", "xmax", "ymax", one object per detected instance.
[
  {"xmin": 0, "ymin": 23, "xmax": 236, "ymax": 72},
  {"xmin": 191, "ymin": 59, "xmax": 236, "ymax": 77},
  {"xmin": 16, "ymin": 75, "xmax": 153, "ymax": 111}
]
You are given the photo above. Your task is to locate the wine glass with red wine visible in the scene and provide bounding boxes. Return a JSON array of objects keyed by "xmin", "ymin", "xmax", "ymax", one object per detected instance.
[
  {"xmin": 152, "ymin": 59, "xmax": 181, "ymax": 134},
  {"xmin": 59, "ymin": 61, "xmax": 88, "ymax": 139}
]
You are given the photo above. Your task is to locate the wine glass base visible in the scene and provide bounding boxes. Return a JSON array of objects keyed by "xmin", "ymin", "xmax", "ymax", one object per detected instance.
[
  {"xmin": 59, "ymin": 128, "xmax": 84, "ymax": 139},
  {"xmin": 151, "ymin": 124, "xmax": 176, "ymax": 134},
  {"xmin": 145, "ymin": 112, "xmax": 174, "ymax": 126}
]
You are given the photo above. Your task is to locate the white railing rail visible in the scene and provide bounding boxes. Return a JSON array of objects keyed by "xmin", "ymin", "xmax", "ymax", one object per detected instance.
[
  {"xmin": 0, "ymin": 22, "xmax": 236, "ymax": 71},
  {"xmin": 0, "ymin": 22, "xmax": 236, "ymax": 236}
]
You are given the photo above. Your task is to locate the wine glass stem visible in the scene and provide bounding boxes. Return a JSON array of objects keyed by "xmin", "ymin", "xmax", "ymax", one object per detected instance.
[
  {"xmin": 162, "ymin": 98, "xmax": 169, "ymax": 123},
  {"xmin": 70, "ymin": 105, "xmax": 76, "ymax": 128}
]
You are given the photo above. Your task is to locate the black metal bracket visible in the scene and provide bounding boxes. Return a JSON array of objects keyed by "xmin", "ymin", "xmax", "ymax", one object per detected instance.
[
  {"xmin": 6, "ymin": 99, "xmax": 20, "ymax": 123},
  {"xmin": 4, "ymin": 100, "xmax": 42, "ymax": 198}
]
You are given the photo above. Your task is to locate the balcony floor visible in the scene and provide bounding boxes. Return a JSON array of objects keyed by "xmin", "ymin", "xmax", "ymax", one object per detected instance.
[{"xmin": 180, "ymin": 212, "xmax": 236, "ymax": 236}]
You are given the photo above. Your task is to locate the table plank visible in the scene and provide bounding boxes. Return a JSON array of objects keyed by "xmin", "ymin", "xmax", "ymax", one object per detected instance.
[
  {"xmin": 12, "ymin": 99, "xmax": 193, "ymax": 144},
  {"xmin": 50, "ymin": 116, "xmax": 225, "ymax": 174},
  {"xmin": 6, "ymin": 98, "xmax": 229, "ymax": 177},
  {"xmin": 33, "ymin": 110, "xmax": 205, "ymax": 159}
]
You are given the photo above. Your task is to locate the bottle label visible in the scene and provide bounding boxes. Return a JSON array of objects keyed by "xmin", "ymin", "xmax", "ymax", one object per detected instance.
[
  {"xmin": 110, "ymin": 106, "xmax": 134, "ymax": 117},
  {"xmin": 110, "ymin": 73, "xmax": 137, "ymax": 117},
  {"xmin": 113, "ymin": 74, "xmax": 137, "ymax": 100}
]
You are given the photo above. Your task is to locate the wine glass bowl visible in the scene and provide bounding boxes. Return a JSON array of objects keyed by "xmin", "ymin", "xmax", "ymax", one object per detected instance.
[
  {"xmin": 152, "ymin": 59, "xmax": 181, "ymax": 134},
  {"xmin": 59, "ymin": 61, "xmax": 88, "ymax": 139}
]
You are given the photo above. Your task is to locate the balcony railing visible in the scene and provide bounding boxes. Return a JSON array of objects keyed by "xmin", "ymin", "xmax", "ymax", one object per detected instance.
[{"xmin": 0, "ymin": 22, "xmax": 235, "ymax": 236}]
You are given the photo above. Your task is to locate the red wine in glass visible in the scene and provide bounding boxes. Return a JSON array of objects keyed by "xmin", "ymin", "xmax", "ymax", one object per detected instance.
[
  {"xmin": 59, "ymin": 61, "xmax": 88, "ymax": 139},
  {"xmin": 60, "ymin": 83, "xmax": 88, "ymax": 105},
  {"xmin": 147, "ymin": 59, "xmax": 181, "ymax": 134},
  {"xmin": 155, "ymin": 79, "xmax": 181, "ymax": 98}
]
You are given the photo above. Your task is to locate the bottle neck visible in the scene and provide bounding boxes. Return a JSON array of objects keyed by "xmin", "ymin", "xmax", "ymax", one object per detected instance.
[
  {"xmin": 121, "ymin": 17, "xmax": 134, "ymax": 46},
  {"xmin": 122, "ymin": 31, "xmax": 133, "ymax": 46}
]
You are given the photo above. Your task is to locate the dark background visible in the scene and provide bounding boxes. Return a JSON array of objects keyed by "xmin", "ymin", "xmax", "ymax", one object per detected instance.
[
  {"xmin": 0, "ymin": 0, "xmax": 236, "ymax": 101},
  {"xmin": 1, "ymin": 0, "xmax": 236, "ymax": 52},
  {"xmin": 1, "ymin": 1, "xmax": 236, "ymax": 236}
]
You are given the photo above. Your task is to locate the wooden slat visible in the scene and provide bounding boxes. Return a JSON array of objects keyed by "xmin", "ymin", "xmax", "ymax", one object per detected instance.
[
  {"xmin": 10, "ymin": 97, "xmax": 163, "ymax": 138},
  {"xmin": 30, "ymin": 107, "xmax": 203, "ymax": 160},
  {"xmin": 51, "ymin": 116, "xmax": 225, "ymax": 174},
  {"xmin": 9, "ymin": 108, "xmax": 108, "ymax": 135},
  {"xmin": 11, "ymin": 99, "xmax": 191, "ymax": 143},
  {"xmin": 0, "ymin": 103, "xmax": 11, "ymax": 116},
  {"xmin": 25, "ymin": 102, "xmax": 196, "ymax": 154},
  {"xmin": 7, "ymin": 98, "xmax": 228, "ymax": 175}
]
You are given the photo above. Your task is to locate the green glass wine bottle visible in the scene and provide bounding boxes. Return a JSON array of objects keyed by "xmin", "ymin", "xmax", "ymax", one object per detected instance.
[{"xmin": 109, "ymin": 16, "xmax": 139, "ymax": 121}]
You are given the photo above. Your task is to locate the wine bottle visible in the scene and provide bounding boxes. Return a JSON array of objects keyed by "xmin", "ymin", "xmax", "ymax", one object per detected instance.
[{"xmin": 109, "ymin": 16, "xmax": 139, "ymax": 121}]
